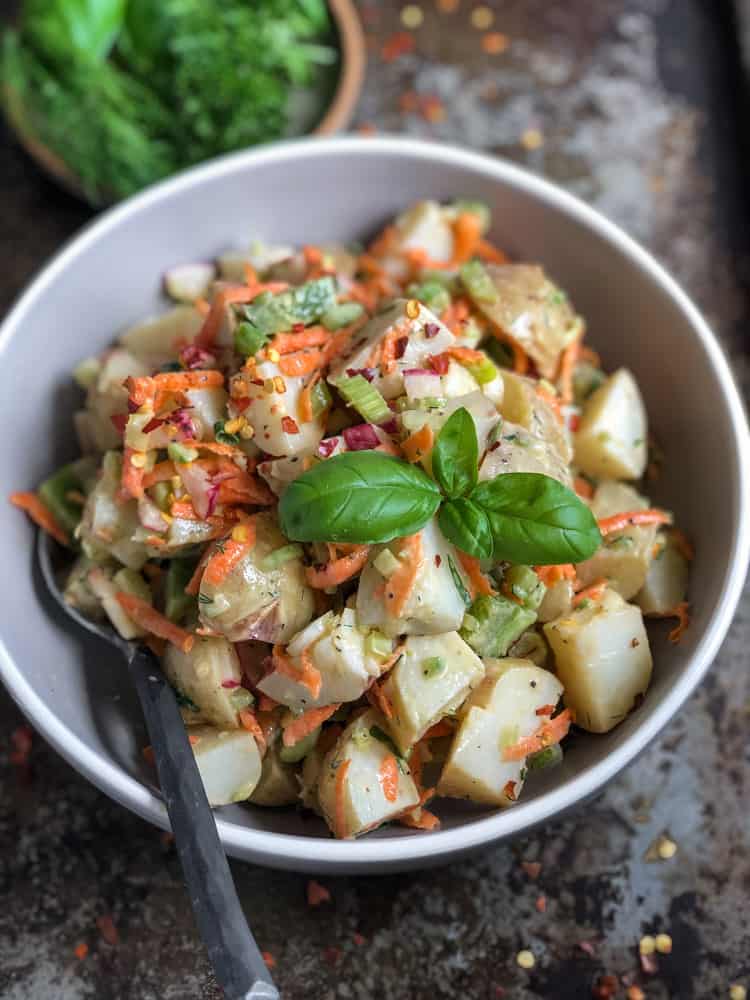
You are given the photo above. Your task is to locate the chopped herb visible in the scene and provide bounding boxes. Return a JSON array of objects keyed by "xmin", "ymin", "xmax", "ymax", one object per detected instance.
[
  {"xmin": 447, "ymin": 554, "xmax": 472, "ymax": 606},
  {"xmin": 174, "ymin": 688, "xmax": 200, "ymax": 712},
  {"xmin": 197, "ymin": 593, "xmax": 213, "ymax": 605},
  {"xmin": 214, "ymin": 421, "xmax": 240, "ymax": 446},
  {"xmin": 422, "ymin": 656, "xmax": 446, "ymax": 678}
]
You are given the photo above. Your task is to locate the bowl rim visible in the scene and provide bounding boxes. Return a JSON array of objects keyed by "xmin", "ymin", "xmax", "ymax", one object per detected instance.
[{"xmin": 1, "ymin": 135, "xmax": 748, "ymax": 869}]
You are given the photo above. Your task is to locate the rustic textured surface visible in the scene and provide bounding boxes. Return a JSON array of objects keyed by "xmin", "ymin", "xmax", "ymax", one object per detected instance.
[{"xmin": 1, "ymin": 1, "xmax": 749, "ymax": 997}]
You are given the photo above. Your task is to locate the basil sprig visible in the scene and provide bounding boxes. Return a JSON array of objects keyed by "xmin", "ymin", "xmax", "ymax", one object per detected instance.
[{"xmin": 279, "ymin": 407, "xmax": 601, "ymax": 564}]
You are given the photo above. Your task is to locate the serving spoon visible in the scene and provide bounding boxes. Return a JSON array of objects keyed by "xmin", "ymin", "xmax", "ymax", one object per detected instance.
[{"xmin": 37, "ymin": 531, "xmax": 279, "ymax": 1000}]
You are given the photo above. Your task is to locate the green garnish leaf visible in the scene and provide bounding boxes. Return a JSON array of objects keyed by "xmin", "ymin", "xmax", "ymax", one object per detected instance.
[
  {"xmin": 240, "ymin": 277, "xmax": 336, "ymax": 336},
  {"xmin": 321, "ymin": 300, "xmax": 364, "ymax": 331},
  {"xmin": 470, "ymin": 473, "xmax": 601, "ymax": 565},
  {"xmin": 214, "ymin": 421, "xmax": 240, "ymax": 446},
  {"xmin": 25, "ymin": 0, "xmax": 126, "ymax": 64},
  {"xmin": 234, "ymin": 321, "xmax": 268, "ymax": 358},
  {"xmin": 438, "ymin": 498, "xmax": 493, "ymax": 559},
  {"xmin": 279, "ymin": 451, "xmax": 441, "ymax": 544},
  {"xmin": 431, "ymin": 406, "xmax": 479, "ymax": 499}
]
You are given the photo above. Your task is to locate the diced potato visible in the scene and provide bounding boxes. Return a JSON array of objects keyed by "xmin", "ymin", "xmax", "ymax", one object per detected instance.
[
  {"xmin": 468, "ymin": 265, "xmax": 583, "ymax": 378},
  {"xmin": 258, "ymin": 608, "xmax": 396, "ymax": 712},
  {"xmin": 382, "ymin": 632, "xmax": 485, "ymax": 753},
  {"xmin": 543, "ymin": 589, "xmax": 652, "ymax": 733},
  {"xmin": 328, "ymin": 299, "xmax": 455, "ymax": 400},
  {"xmin": 438, "ymin": 659, "xmax": 563, "ymax": 806},
  {"xmin": 237, "ymin": 359, "xmax": 325, "ymax": 458},
  {"xmin": 77, "ymin": 452, "xmax": 148, "ymax": 570},
  {"xmin": 218, "ymin": 241, "xmax": 295, "ymax": 282},
  {"xmin": 63, "ymin": 555, "xmax": 108, "ymax": 620},
  {"xmin": 441, "ymin": 360, "xmax": 480, "ymax": 399},
  {"xmin": 574, "ymin": 369, "xmax": 647, "ymax": 480},
  {"xmin": 636, "ymin": 532, "xmax": 689, "ymax": 615},
  {"xmin": 401, "ymin": 390, "xmax": 500, "ymax": 462},
  {"xmin": 537, "ymin": 579, "xmax": 575, "ymax": 623},
  {"xmin": 299, "ymin": 741, "xmax": 327, "ymax": 814},
  {"xmin": 577, "ymin": 481, "xmax": 658, "ymax": 600},
  {"xmin": 248, "ymin": 741, "xmax": 300, "ymax": 806},
  {"xmin": 479, "ymin": 419, "xmax": 572, "ymax": 488},
  {"xmin": 357, "ymin": 517, "xmax": 471, "ymax": 637},
  {"xmin": 183, "ymin": 387, "xmax": 229, "ymax": 440},
  {"xmin": 83, "ymin": 348, "xmax": 151, "ymax": 452},
  {"xmin": 118, "ymin": 306, "xmax": 203, "ymax": 367},
  {"xmin": 317, "ymin": 708, "xmax": 420, "ymax": 838},
  {"xmin": 164, "ymin": 263, "xmax": 216, "ymax": 303},
  {"xmin": 189, "ymin": 726, "xmax": 263, "ymax": 806},
  {"xmin": 375, "ymin": 201, "xmax": 455, "ymax": 280},
  {"xmin": 499, "ymin": 371, "xmax": 572, "ymax": 465},
  {"xmin": 163, "ymin": 637, "xmax": 251, "ymax": 729},
  {"xmin": 87, "ymin": 565, "xmax": 146, "ymax": 640},
  {"xmin": 198, "ymin": 512, "xmax": 314, "ymax": 642},
  {"xmin": 507, "ymin": 629, "xmax": 550, "ymax": 667}
]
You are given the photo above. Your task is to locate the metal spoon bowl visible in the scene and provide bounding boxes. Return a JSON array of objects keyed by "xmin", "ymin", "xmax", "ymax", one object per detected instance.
[{"xmin": 37, "ymin": 531, "xmax": 278, "ymax": 1000}]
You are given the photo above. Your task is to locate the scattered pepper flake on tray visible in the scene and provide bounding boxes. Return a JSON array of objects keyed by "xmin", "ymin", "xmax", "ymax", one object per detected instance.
[
  {"xmin": 655, "ymin": 933, "xmax": 672, "ymax": 955},
  {"xmin": 535, "ymin": 895, "xmax": 547, "ymax": 913},
  {"xmin": 521, "ymin": 128, "xmax": 544, "ymax": 151},
  {"xmin": 306, "ymin": 880, "xmax": 331, "ymax": 907},
  {"xmin": 262, "ymin": 951, "xmax": 276, "ymax": 970},
  {"xmin": 74, "ymin": 942, "xmax": 89, "ymax": 961},
  {"xmin": 471, "ymin": 5, "xmax": 494, "ymax": 29},
  {"xmin": 381, "ymin": 31, "xmax": 415, "ymax": 62},
  {"xmin": 96, "ymin": 914, "xmax": 119, "ymax": 946},
  {"xmin": 482, "ymin": 31, "xmax": 509, "ymax": 54},
  {"xmin": 626, "ymin": 987, "xmax": 646, "ymax": 1000},
  {"xmin": 521, "ymin": 860, "xmax": 542, "ymax": 880}
]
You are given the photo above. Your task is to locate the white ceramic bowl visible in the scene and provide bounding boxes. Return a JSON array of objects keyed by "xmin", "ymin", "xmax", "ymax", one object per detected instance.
[{"xmin": 1, "ymin": 137, "xmax": 748, "ymax": 873}]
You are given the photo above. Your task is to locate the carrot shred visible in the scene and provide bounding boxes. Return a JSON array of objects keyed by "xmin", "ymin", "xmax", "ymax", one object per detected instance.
[
  {"xmin": 243, "ymin": 263, "xmax": 258, "ymax": 286},
  {"xmin": 535, "ymin": 384, "xmax": 564, "ymax": 424},
  {"xmin": 115, "ymin": 592, "xmax": 194, "ymax": 652},
  {"xmin": 668, "ymin": 602, "xmax": 690, "ymax": 643},
  {"xmin": 282, "ymin": 703, "xmax": 340, "ymax": 747},
  {"xmin": 670, "ymin": 528, "xmax": 695, "ymax": 562},
  {"xmin": 333, "ymin": 758, "xmax": 351, "ymax": 839},
  {"xmin": 194, "ymin": 297, "xmax": 210, "ymax": 317},
  {"xmin": 239, "ymin": 708, "xmax": 267, "ymax": 755},
  {"xmin": 142, "ymin": 461, "xmax": 177, "ymax": 489},
  {"xmin": 400, "ymin": 807, "xmax": 440, "ymax": 831},
  {"xmin": 262, "ymin": 951, "xmax": 276, "ymax": 970},
  {"xmin": 444, "ymin": 345, "xmax": 486, "ymax": 364},
  {"xmin": 202, "ymin": 520, "xmax": 256, "ymax": 586},
  {"xmin": 378, "ymin": 754, "xmax": 399, "ymax": 803},
  {"xmin": 573, "ymin": 476, "xmax": 594, "ymax": 500},
  {"xmin": 273, "ymin": 327, "xmax": 329, "ymax": 355},
  {"xmin": 502, "ymin": 708, "xmax": 573, "ymax": 762},
  {"xmin": 256, "ymin": 694, "xmax": 278, "ymax": 713},
  {"xmin": 535, "ymin": 564, "xmax": 576, "ymax": 587},
  {"xmin": 126, "ymin": 370, "xmax": 224, "ymax": 408},
  {"xmin": 9, "ymin": 491, "xmax": 69, "ymax": 546},
  {"xmin": 457, "ymin": 551, "xmax": 495, "ymax": 597},
  {"xmin": 402, "ymin": 423, "xmax": 434, "ymax": 463},
  {"xmin": 298, "ymin": 372, "xmax": 321, "ymax": 424},
  {"xmin": 384, "ymin": 534, "xmax": 423, "ymax": 617},
  {"xmin": 366, "ymin": 680, "xmax": 394, "ymax": 719},
  {"xmin": 475, "ymin": 238, "xmax": 508, "ymax": 264},
  {"xmin": 450, "ymin": 212, "xmax": 483, "ymax": 265},
  {"xmin": 195, "ymin": 283, "xmax": 288, "ymax": 350},
  {"xmin": 579, "ymin": 345, "xmax": 601, "ymax": 367},
  {"xmin": 557, "ymin": 334, "xmax": 581, "ymax": 406},
  {"xmin": 380, "ymin": 321, "xmax": 409, "ymax": 375},
  {"xmin": 305, "ymin": 546, "xmax": 370, "ymax": 589},
  {"xmin": 597, "ymin": 509, "xmax": 672, "ymax": 536},
  {"xmin": 278, "ymin": 349, "xmax": 325, "ymax": 377},
  {"xmin": 439, "ymin": 298, "xmax": 472, "ymax": 337},
  {"xmin": 271, "ymin": 643, "xmax": 322, "ymax": 700},
  {"xmin": 368, "ymin": 224, "xmax": 398, "ymax": 258},
  {"xmin": 487, "ymin": 326, "xmax": 529, "ymax": 374},
  {"xmin": 120, "ymin": 447, "xmax": 146, "ymax": 500},
  {"xmin": 572, "ymin": 579, "xmax": 608, "ymax": 607}
]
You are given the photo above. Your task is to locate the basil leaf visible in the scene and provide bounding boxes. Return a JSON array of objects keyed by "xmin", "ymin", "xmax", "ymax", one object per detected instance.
[
  {"xmin": 471, "ymin": 473, "xmax": 601, "ymax": 565},
  {"xmin": 279, "ymin": 451, "xmax": 441, "ymax": 544},
  {"xmin": 438, "ymin": 499, "xmax": 493, "ymax": 559},
  {"xmin": 446, "ymin": 554, "xmax": 472, "ymax": 607},
  {"xmin": 431, "ymin": 407, "xmax": 479, "ymax": 499}
]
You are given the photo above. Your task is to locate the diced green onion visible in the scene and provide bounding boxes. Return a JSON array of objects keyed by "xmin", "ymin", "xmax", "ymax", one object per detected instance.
[
  {"xmin": 229, "ymin": 687, "xmax": 255, "ymax": 711},
  {"xmin": 234, "ymin": 321, "xmax": 268, "ymax": 358},
  {"xmin": 460, "ymin": 260, "xmax": 499, "ymax": 305},
  {"xmin": 279, "ymin": 726, "xmax": 321, "ymax": 763},
  {"xmin": 167, "ymin": 442, "xmax": 199, "ymax": 464},
  {"xmin": 165, "ymin": 559, "xmax": 198, "ymax": 623},
  {"xmin": 527, "ymin": 743, "xmax": 563, "ymax": 771},
  {"xmin": 366, "ymin": 631, "xmax": 394, "ymax": 659},
  {"xmin": 464, "ymin": 357, "xmax": 498, "ymax": 386},
  {"xmin": 422, "ymin": 396, "xmax": 448, "ymax": 409},
  {"xmin": 373, "ymin": 549, "xmax": 401, "ymax": 578},
  {"xmin": 321, "ymin": 301, "xmax": 364, "ymax": 331},
  {"xmin": 310, "ymin": 378, "xmax": 332, "ymax": 418},
  {"xmin": 38, "ymin": 462, "xmax": 87, "ymax": 538},
  {"xmin": 422, "ymin": 656, "xmax": 446, "ymax": 678},
  {"xmin": 73, "ymin": 357, "xmax": 101, "ymax": 389},
  {"xmin": 214, "ymin": 421, "xmax": 240, "ymax": 446},
  {"xmin": 260, "ymin": 544, "xmax": 304, "ymax": 571},
  {"xmin": 447, "ymin": 554, "xmax": 472, "ymax": 607},
  {"xmin": 335, "ymin": 375, "xmax": 391, "ymax": 425}
]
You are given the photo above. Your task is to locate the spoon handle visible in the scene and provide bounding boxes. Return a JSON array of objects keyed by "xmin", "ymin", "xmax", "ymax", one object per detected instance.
[{"xmin": 127, "ymin": 643, "xmax": 279, "ymax": 1000}]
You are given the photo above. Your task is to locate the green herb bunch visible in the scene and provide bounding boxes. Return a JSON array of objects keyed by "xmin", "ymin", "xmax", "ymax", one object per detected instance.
[
  {"xmin": 279, "ymin": 407, "xmax": 602, "ymax": 566},
  {"xmin": 2, "ymin": 0, "xmax": 336, "ymax": 202}
]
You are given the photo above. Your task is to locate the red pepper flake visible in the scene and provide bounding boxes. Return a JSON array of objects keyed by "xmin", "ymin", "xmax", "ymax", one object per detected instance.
[
  {"xmin": 221, "ymin": 679, "xmax": 241, "ymax": 688},
  {"xmin": 110, "ymin": 413, "xmax": 128, "ymax": 434},
  {"xmin": 353, "ymin": 932, "xmax": 366, "ymax": 946},
  {"xmin": 306, "ymin": 880, "xmax": 331, "ymax": 907},
  {"xmin": 10, "ymin": 725, "xmax": 33, "ymax": 766},
  {"xmin": 592, "ymin": 974, "xmax": 620, "ymax": 998},
  {"xmin": 424, "ymin": 322, "xmax": 441, "ymax": 339},
  {"xmin": 250, "ymin": 378, "xmax": 265, "ymax": 387},
  {"xmin": 188, "ymin": 734, "xmax": 199, "ymax": 745},
  {"xmin": 503, "ymin": 779, "xmax": 517, "ymax": 801},
  {"xmin": 569, "ymin": 413, "xmax": 581, "ymax": 432},
  {"xmin": 234, "ymin": 397, "xmax": 251, "ymax": 413},
  {"xmin": 578, "ymin": 940, "xmax": 596, "ymax": 956},
  {"xmin": 535, "ymin": 895, "xmax": 547, "ymax": 913},
  {"xmin": 521, "ymin": 860, "xmax": 541, "ymax": 879},
  {"xmin": 323, "ymin": 945, "xmax": 342, "ymax": 966},
  {"xmin": 96, "ymin": 914, "xmax": 119, "ymax": 946},
  {"xmin": 281, "ymin": 416, "xmax": 300, "ymax": 435},
  {"xmin": 434, "ymin": 554, "xmax": 442, "ymax": 568},
  {"xmin": 394, "ymin": 336, "xmax": 408, "ymax": 359},
  {"xmin": 143, "ymin": 416, "xmax": 165, "ymax": 434},
  {"xmin": 262, "ymin": 951, "xmax": 276, "ymax": 969},
  {"xmin": 74, "ymin": 942, "xmax": 89, "ymax": 961},
  {"xmin": 430, "ymin": 353, "xmax": 450, "ymax": 375},
  {"xmin": 381, "ymin": 31, "xmax": 415, "ymax": 62},
  {"xmin": 292, "ymin": 322, "xmax": 305, "ymax": 333},
  {"xmin": 535, "ymin": 704, "xmax": 555, "ymax": 716}
]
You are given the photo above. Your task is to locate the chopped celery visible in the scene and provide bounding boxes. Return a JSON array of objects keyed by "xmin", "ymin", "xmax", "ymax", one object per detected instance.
[
  {"xmin": 260, "ymin": 544, "xmax": 304, "ymax": 571},
  {"xmin": 112, "ymin": 567, "xmax": 152, "ymax": 604},
  {"xmin": 164, "ymin": 558, "xmax": 198, "ymax": 623},
  {"xmin": 38, "ymin": 462, "xmax": 87, "ymax": 538},
  {"xmin": 504, "ymin": 565, "xmax": 546, "ymax": 611},
  {"xmin": 321, "ymin": 301, "xmax": 364, "ymax": 331},
  {"xmin": 240, "ymin": 277, "xmax": 336, "ymax": 336},
  {"xmin": 366, "ymin": 631, "xmax": 393, "ymax": 658},
  {"xmin": 405, "ymin": 279, "xmax": 451, "ymax": 314},
  {"xmin": 460, "ymin": 260, "xmax": 499, "ymax": 306},
  {"xmin": 234, "ymin": 322, "xmax": 269, "ymax": 358},
  {"xmin": 460, "ymin": 594, "xmax": 536, "ymax": 658},
  {"xmin": 527, "ymin": 743, "xmax": 563, "ymax": 771},
  {"xmin": 167, "ymin": 442, "xmax": 199, "ymax": 464},
  {"xmin": 335, "ymin": 375, "xmax": 391, "ymax": 424},
  {"xmin": 310, "ymin": 378, "xmax": 332, "ymax": 418},
  {"xmin": 279, "ymin": 726, "xmax": 321, "ymax": 763},
  {"xmin": 464, "ymin": 357, "xmax": 498, "ymax": 386}
]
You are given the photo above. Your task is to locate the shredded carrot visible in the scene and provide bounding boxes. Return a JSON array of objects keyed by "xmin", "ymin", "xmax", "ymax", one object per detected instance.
[
  {"xmin": 303, "ymin": 245, "xmax": 325, "ymax": 278},
  {"xmin": 119, "ymin": 447, "xmax": 146, "ymax": 500},
  {"xmin": 243, "ymin": 263, "xmax": 258, "ymax": 286},
  {"xmin": 502, "ymin": 708, "xmax": 573, "ymax": 762},
  {"xmin": 202, "ymin": 520, "xmax": 256, "ymax": 586},
  {"xmin": 282, "ymin": 703, "xmax": 340, "ymax": 747},
  {"xmin": 402, "ymin": 423, "xmax": 434, "ymax": 463},
  {"xmin": 573, "ymin": 476, "xmax": 594, "ymax": 500},
  {"xmin": 272, "ymin": 327, "xmax": 329, "ymax": 355},
  {"xmin": 384, "ymin": 534, "xmax": 423, "ymax": 617},
  {"xmin": 457, "ymin": 551, "xmax": 495, "ymax": 597},
  {"xmin": 9, "ymin": 491, "xmax": 69, "ymax": 546},
  {"xmin": 126, "ymin": 370, "xmax": 224, "ymax": 408},
  {"xmin": 536, "ymin": 703, "xmax": 556, "ymax": 717},
  {"xmin": 381, "ymin": 320, "xmax": 409, "ymax": 374},
  {"xmin": 378, "ymin": 754, "xmax": 399, "ymax": 803},
  {"xmin": 487, "ymin": 327, "xmax": 529, "ymax": 374},
  {"xmin": 321, "ymin": 321, "xmax": 363, "ymax": 365},
  {"xmin": 439, "ymin": 297, "xmax": 472, "ymax": 336},
  {"xmin": 366, "ymin": 680, "xmax": 394, "ymax": 719},
  {"xmin": 572, "ymin": 579, "xmax": 608, "ymax": 607},
  {"xmin": 195, "ymin": 283, "xmax": 288, "ymax": 350},
  {"xmin": 115, "ymin": 592, "xmax": 194, "ymax": 652},
  {"xmin": 670, "ymin": 528, "xmax": 695, "ymax": 561},
  {"xmin": 194, "ymin": 297, "xmax": 210, "ymax": 317},
  {"xmin": 400, "ymin": 807, "xmax": 440, "ymax": 831},
  {"xmin": 334, "ymin": 759, "xmax": 351, "ymax": 839},
  {"xmin": 368, "ymin": 224, "xmax": 398, "ymax": 258},
  {"xmin": 450, "ymin": 212, "xmax": 483, "ymax": 265},
  {"xmin": 298, "ymin": 372, "xmax": 321, "ymax": 424},
  {"xmin": 271, "ymin": 643, "xmax": 322, "ymax": 700},
  {"xmin": 305, "ymin": 546, "xmax": 370, "ymax": 588},
  {"xmin": 142, "ymin": 461, "xmax": 177, "ymax": 489},
  {"xmin": 239, "ymin": 708, "xmax": 267, "ymax": 755},
  {"xmin": 557, "ymin": 334, "xmax": 581, "ymax": 406},
  {"xmin": 598, "ymin": 509, "xmax": 672, "ymax": 536},
  {"xmin": 668, "ymin": 602, "xmax": 690, "ymax": 643},
  {"xmin": 278, "ymin": 349, "xmax": 325, "ymax": 377},
  {"xmin": 535, "ymin": 564, "xmax": 576, "ymax": 587},
  {"xmin": 444, "ymin": 345, "xmax": 486, "ymax": 364},
  {"xmin": 579, "ymin": 345, "xmax": 601, "ymax": 367},
  {"xmin": 476, "ymin": 238, "xmax": 508, "ymax": 264},
  {"xmin": 74, "ymin": 942, "xmax": 89, "ymax": 961}
]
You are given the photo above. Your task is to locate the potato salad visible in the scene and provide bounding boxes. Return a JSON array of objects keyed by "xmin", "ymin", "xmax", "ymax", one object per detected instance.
[{"xmin": 11, "ymin": 200, "xmax": 692, "ymax": 838}]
